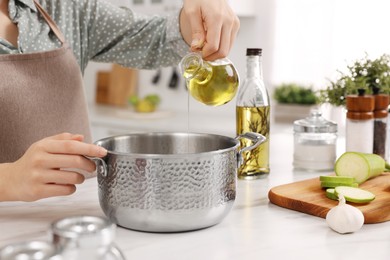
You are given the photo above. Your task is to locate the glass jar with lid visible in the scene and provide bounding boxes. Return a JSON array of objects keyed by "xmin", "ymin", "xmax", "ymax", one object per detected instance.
[
  {"xmin": 0, "ymin": 240, "xmax": 62, "ymax": 260},
  {"xmin": 51, "ymin": 216, "xmax": 125, "ymax": 260},
  {"xmin": 293, "ymin": 109, "xmax": 338, "ymax": 171}
]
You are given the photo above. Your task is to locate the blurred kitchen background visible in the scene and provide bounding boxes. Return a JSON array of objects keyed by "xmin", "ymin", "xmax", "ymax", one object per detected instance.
[{"xmin": 83, "ymin": 0, "xmax": 390, "ymax": 141}]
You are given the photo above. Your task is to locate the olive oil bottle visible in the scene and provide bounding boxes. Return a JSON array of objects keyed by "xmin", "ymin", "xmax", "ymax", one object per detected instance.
[
  {"xmin": 180, "ymin": 52, "xmax": 239, "ymax": 106},
  {"xmin": 236, "ymin": 48, "xmax": 270, "ymax": 179}
]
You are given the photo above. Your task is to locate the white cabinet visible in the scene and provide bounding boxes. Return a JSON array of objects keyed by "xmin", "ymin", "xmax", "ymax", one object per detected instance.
[{"xmin": 228, "ymin": 0, "xmax": 256, "ymax": 17}]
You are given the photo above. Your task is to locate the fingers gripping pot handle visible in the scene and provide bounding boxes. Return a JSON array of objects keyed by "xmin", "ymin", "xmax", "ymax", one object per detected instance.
[
  {"xmin": 235, "ymin": 132, "xmax": 266, "ymax": 167},
  {"xmin": 84, "ymin": 156, "xmax": 108, "ymax": 178}
]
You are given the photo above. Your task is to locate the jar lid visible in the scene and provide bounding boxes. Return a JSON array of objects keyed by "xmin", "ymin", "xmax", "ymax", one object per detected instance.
[
  {"xmin": 51, "ymin": 216, "xmax": 116, "ymax": 248},
  {"xmin": 246, "ymin": 48, "xmax": 262, "ymax": 56},
  {"xmin": 293, "ymin": 109, "xmax": 337, "ymax": 133}
]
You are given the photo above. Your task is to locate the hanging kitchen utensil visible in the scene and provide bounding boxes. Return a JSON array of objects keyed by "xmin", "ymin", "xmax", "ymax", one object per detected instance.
[
  {"xmin": 168, "ymin": 67, "xmax": 179, "ymax": 89},
  {"xmin": 152, "ymin": 69, "xmax": 161, "ymax": 85}
]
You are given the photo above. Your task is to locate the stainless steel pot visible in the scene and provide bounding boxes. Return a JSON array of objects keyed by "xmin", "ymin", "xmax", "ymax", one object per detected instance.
[{"xmin": 92, "ymin": 132, "xmax": 265, "ymax": 232}]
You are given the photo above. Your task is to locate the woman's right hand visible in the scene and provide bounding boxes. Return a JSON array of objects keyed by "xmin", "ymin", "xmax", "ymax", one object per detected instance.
[{"xmin": 0, "ymin": 133, "xmax": 107, "ymax": 202}]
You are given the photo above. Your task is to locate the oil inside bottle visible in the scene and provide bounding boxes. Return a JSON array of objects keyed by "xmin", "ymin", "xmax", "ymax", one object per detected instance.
[
  {"xmin": 181, "ymin": 53, "xmax": 239, "ymax": 106},
  {"xmin": 236, "ymin": 105, "xmax": 270, "ymax": 179}
]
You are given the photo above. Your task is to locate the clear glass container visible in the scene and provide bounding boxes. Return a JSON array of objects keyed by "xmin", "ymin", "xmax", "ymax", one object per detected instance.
[
  {"xmin": 345, "ymin": 90, "xmax": 375, "ymax": 154},
  {"xmin": 374, "ymin": 117, "xmax": 387, "ymax": 157},
  {"xmin": 0, "ymin": 240, "xmax": 62, "ymax": 260},
  {"xmin": 236, "ymin": 48, "xmax": 270, "ymax": 179},
  {"xmin": 346, "ymin": 117, "xmax": 374, "ymax": 153},
  {"xmin": 373, "ymin": 91, "xmax": 389, "ymax": 158},
  {"xmin": 180, "ymin": 52, "xmax": 239, "ymax": 106},
  {"xmin": 293, "ymin": 110, "xmax": 337, "ymax": 171},
  {"xmin": 51, "ymin": 216, "xmax": 125, "ymax": 260}
]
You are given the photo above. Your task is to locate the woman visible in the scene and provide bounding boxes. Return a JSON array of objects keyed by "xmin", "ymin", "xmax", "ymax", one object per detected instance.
[{"xmin": 0, "ymin": 0, "xmax": 239, "ymax": 202}]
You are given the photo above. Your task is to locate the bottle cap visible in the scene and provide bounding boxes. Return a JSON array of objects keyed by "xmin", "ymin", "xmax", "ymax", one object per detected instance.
[
  {"xmin": 293, "ymin": 109, "xmax": 337, "ymax": 133},
  {"xmin": 246, "ymin": 48, "xmax": 262, "ymax": 56}
]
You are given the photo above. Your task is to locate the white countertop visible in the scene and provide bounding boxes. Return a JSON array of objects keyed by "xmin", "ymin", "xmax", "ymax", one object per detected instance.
[{"xmin": 1, "ymin": 123, "xmax": 389, "ymax": 260}]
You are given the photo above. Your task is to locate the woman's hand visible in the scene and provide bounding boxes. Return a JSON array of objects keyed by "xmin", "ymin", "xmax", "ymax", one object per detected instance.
[
  {"xmin": 180, "ymin": 0, "xmax": 240, "ymax": 61},
  {"xmin": 0, "ymin": 133, "xmax": 107, "ymax": 202}
]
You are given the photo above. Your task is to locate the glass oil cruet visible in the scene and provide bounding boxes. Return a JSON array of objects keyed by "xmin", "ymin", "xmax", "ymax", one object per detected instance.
[
  {"xmin": 179, "ymin": 52, "xmax": 239, "ymax": 106},
  {"xmin": 236, "ymin": 48, "xmax": 270, "ymax": 179}
]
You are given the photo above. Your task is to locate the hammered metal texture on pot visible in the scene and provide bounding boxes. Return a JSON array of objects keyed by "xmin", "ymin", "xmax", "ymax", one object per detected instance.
[{"xmin": 95, "ymin": 133, "xmax": 238, "ymax": 232}]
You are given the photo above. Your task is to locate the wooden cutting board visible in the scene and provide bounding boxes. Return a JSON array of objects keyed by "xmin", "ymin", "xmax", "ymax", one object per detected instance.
[{"xmin": 268, "ymin": 172, "xmax": 390, "ymax": 224}]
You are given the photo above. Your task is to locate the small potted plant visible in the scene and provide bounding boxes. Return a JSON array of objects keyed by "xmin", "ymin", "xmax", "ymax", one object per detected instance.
[
  {"xmin": 314, "ymin": 54, "xmax": 390, "ymax": 135},
  {"xmin": 318, "ymin": 54, "xmax": 390, "ymax": 107},
  {"xmin": 273, "ymin": 83, "xmax": 319, "ymax": 122}
]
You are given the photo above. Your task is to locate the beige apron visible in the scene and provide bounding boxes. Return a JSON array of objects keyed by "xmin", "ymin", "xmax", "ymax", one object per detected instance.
[{"xmin": 0, "ymin": 0, "xmax": 91, "ymax": 163}]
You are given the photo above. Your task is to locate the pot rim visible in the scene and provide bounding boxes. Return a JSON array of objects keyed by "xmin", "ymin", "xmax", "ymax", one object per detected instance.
[{"xmin": 94, "ymin": 132, "xmax": 240, "ymax": 158}]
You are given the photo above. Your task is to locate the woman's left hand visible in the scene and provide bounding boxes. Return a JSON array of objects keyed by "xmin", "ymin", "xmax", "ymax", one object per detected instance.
[{"xmin": 180, "ymin": 0, "xmax": 240, "ymax": 61}]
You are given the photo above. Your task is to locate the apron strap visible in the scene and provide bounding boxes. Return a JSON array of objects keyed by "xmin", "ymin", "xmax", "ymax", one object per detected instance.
[{"xmin": 33, "ymin": 0, "xmax": 66, "ymax": 44}]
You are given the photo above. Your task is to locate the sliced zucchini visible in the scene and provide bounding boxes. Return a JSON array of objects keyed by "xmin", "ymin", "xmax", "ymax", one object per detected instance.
[
  {"xmin": 334, "ymin": 186, "xmax": 375, "ymax": 203},
  {"xmin": 321, "ymin": 181, "xmax": 358, "ymax": 189},
  {"xmin": 325, "ymin": 188, "xmax": 338, "ymax": 200},
  {"xmin": 319, "ymin": 175, "xmax": 355, "ymax": 183}
]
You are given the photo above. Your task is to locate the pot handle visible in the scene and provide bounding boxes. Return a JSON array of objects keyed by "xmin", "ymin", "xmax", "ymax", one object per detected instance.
[
  {"xmin": 235, "ymin": 132, "xmax": 266, "ymax": 167},
  {"xmin": 84, "ymin": 156, "xmax": 108, "ymax": 178}
]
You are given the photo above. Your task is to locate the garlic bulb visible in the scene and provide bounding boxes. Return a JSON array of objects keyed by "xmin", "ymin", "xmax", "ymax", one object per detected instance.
[{"xmin": 326, "ymin": 195, "xmax": 364, "ymax": 234}]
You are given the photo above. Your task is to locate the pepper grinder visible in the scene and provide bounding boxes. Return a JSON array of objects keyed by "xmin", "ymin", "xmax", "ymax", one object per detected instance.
[
  {"xmin": 345, "ymin": 89, "xmax": 375, "ymax": 153},
  {"xmin": 373, "ymin": 87, "xmax": 390, "ymax": 158}
]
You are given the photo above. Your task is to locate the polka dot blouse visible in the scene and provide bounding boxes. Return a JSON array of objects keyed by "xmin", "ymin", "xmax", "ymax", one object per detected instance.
[{"xmin": 0, "ymin": 0, "xmax": 189, "ymax": 73}]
